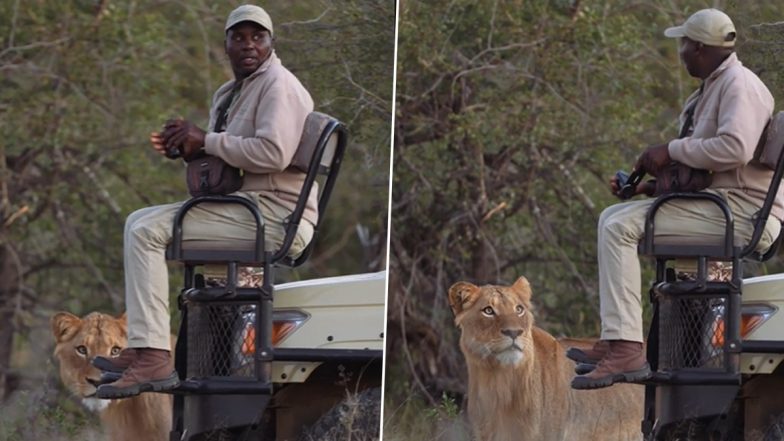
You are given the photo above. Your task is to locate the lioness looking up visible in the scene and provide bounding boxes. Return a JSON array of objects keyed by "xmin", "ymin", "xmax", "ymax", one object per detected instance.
[
  {"xmin": 51, "ymin": 311, "xmax": 171, "ymax": 441},
  {"xmin": 449, "ymin": 277, "xmax": 642, "ymax": 441}
]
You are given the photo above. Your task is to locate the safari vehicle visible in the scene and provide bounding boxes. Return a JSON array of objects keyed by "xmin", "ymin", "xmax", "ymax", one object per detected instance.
[
  {"xmin": 162, "ymin": 113, "xmax": 385, "ymax": 440},
  {"xmin": 631, "ymin": 112, "xmax": 784, "ymax": 440}
]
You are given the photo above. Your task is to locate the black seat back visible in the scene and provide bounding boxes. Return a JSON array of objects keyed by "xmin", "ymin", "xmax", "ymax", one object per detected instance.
[
  {"xmin": 742, "ymin": 111, "xmax": 784, "ymax": 260},
  {"xmin": 275, "ymin": 112, "xmax": 348, "ymax": 267}
]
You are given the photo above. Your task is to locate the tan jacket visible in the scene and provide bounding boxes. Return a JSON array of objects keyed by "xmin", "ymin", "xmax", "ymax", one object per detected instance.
[
  {"xmin": 204, "ymin": 51, "xmax": 318, "ymax": 225},
  {"xmin": 668, "ymin": 53, "xmax": 782, "ymax": 220}
]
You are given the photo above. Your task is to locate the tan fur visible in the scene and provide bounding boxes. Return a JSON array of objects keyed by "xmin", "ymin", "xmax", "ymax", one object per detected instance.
[
  {"xmin": 51, "ymin": 311, "xmax": 171, "ymax": 441},
  {"xmin": 449, "ymin": 277, "xmax": 643, "ymax": 441}
]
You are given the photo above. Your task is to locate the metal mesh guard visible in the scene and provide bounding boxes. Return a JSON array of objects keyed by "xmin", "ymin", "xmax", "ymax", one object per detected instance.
[
  {"xmin": 658, "ymin": 295, "xmax": 727, "ymax": 370},
  {"xmin": 187, "ymin": 302, "xmax": 256, "ymax": 378}
]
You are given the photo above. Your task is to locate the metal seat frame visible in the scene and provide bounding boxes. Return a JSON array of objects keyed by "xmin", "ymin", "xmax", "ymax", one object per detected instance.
[
  {"xmin": 639, "ymin": 141, "xmax": 784, "ymax": 438},
  {"xmin": 164, "ymin": 117, "xmax": 350, "ymax": 440}
]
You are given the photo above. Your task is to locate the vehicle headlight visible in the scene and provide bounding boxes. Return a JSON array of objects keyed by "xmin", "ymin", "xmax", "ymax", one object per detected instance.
[
  {"xmin": 709, "ymin": 303, "xmax": 777, "ymax": 348},
  {"xmin": 240, "ymin": 309, "xmax": 310, "ymax": 356}
]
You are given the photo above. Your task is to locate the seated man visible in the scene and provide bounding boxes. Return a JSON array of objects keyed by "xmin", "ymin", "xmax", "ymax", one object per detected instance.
[
  {"xmin": 96, "ymin": 4, "xmax": 316, "ymax": 398},
  {"xmin": 570, "ymin": 8, "xmax": 782, "ymax": 390}
]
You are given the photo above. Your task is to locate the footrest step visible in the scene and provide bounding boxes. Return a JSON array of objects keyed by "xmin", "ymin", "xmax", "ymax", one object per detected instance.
[
  {"xmin": 170, "ymin": 376, "xmax": 272, "ymax": 395},
  {"xmin": 634, "ymin": 369, "xmax": 739, "ymax": 386}
]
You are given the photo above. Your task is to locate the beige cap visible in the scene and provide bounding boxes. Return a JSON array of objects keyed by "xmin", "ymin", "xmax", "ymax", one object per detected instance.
[
  {"xmin": 664, "ymin": 8, "xmax": 736, "ymax": 47},
  {"xmin": 225, "ymin": 4, "xmax": 273, "ymax": 36}
]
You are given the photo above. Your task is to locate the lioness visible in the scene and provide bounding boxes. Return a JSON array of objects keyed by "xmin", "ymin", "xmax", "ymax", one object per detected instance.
[
  {"xmin": 449, "ymin": 277, "xmax": 643, "ymax": 441},
  {"xmin": 51, "ymin": 311, "xmax": 171, "ymax": 441}
]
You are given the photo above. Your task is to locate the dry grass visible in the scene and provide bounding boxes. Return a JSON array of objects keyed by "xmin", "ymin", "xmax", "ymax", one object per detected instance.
[
  {"xmin": 300, "ymin": 387, "xmax": 382, "ymax": 441},
  {"xmin": 382, "ymin": 390, "xmax": 472, "ymax": 441},
  {"xmin": 0, "ymin": 383, "xmax": 103, "ymax": 441}
]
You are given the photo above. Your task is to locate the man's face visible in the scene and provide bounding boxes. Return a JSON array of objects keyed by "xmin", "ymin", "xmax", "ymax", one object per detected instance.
[
  {"xmin": 678, "ymin": 37, "xmax": 700, "ymax": 78},
  {"xmin": 226, "ymin": 21, "xmax": 273, "ymax": 80}
]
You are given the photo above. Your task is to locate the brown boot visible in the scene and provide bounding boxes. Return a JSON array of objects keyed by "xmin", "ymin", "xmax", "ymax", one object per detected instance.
[
  {"xmin": 566, "ymin": 340, "xmax": 609, "ymax": 364},
  {"xmin": 92, "ymin": 348, "xmax": 138, "ymax": 374},
  {"xmin": 571, "ymin": 340, "xmax": 650, "ymax": 390},
  {"xmin": 95, "ymin": 348, "xmax": 179, "ymax": 398}
]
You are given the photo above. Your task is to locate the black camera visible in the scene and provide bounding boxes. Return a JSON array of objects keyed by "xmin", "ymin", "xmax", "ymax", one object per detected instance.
[
  {"xmin": 165, "ymin": 146, "xmax": 182, "ymax": 159},
  {"xmin": 616, "ymin": 170, "xmax": 642, "ymax": 200}
]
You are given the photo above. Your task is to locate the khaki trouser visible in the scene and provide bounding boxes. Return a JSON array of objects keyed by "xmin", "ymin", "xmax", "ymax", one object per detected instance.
[
  {"xmin": 123, "ymin": 192, "xmax": 314, "ymax": 350},
  {"xmin": 598, "ymin": 189, "xmax": 780, "ymax": 342}
]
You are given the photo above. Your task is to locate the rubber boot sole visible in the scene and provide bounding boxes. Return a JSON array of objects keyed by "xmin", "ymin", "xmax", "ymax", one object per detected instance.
[
  {"xmin": 98, "ymin": 371, "xmax": 122, "ymax": 385},
  {"xmin": 92, "ymin": 356, "xmax": 129, "ymax": 374},
  {"xmin": 574, "ymin": 362, "xmax": 595, "ymax": 375},
  {"xmin": 95, "ymin": 371, "xmax": 180, "ymax": 399},
  {"xmin": 570, "ymin": 363, "xmax": 652, "ymax": 390},
  {"xmin": 565, "ymin": 347, "xmax": 603, "ymax": 365}
]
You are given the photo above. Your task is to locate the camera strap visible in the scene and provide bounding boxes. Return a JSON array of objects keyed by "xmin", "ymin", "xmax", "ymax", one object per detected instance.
[
  {"xmin": 214, "ymin": 81, "xmax": 243, "ymax": 133},
  {"xmin": 678, "ymin": 82, "xmax": 704, "ymax": 139}
]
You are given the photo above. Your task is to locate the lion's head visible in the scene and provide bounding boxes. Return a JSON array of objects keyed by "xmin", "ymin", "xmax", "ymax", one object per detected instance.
[
  {"xmin": 448, "ymin": 277, "xmax": 534, "ymax": 366},
  {"xmin": 51, "ymin": 312, "xmax": 126, "ymax": 407}
]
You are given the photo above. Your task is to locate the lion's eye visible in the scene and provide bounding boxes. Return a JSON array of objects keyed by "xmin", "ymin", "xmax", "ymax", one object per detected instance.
[
  {"xmin": 481, "ymin": 306, "xmax": 495, "ymax": 316},
  {"xmin": 110, "ymin": 346, "xmax": 122, "ymax": 357},
  {"xmin": 75, "ymin": 345, "xmax": 88, "ymax": 356},
  {"xmin": 516, "ymin": 305, "xmax": 525, "ymax": 316}
]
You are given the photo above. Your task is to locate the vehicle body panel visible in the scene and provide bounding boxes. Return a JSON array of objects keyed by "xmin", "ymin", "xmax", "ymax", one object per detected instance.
[{"xmin": 270, "ymin": 271, "xmax": 386, "ymax": 383}]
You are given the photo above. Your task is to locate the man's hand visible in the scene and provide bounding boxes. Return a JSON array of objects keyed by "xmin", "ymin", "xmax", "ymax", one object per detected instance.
[
  {"xmin": 158, "ymin": 118, "xmax": 207, "ymax": 160},
  {"xmin": 609, "ymin": 174, "xmax": 622, "ymax": 195},
  {"xmin": 150, "ymin": 131, "xmax": 170, "ymax": 157},
  {"xmin": 635, "ymin": 143, "xmax": 671, "ymax": 176}
]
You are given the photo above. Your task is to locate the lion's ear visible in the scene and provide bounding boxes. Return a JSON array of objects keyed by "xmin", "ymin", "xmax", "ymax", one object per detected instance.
[
  {"xmin": 511, "ymin": 276, "xmax": 532, "ymax": 301},
  {"xmin": 114, "ymin": 312, "xmax": 128, "ymax": 340},
  {"xmin": 51, "ymin": 312, "xmax": 82, "ymax": 343},
  {"xmin": 448, "ymin": 281, "xmax": 480, "ymax": 317}
]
